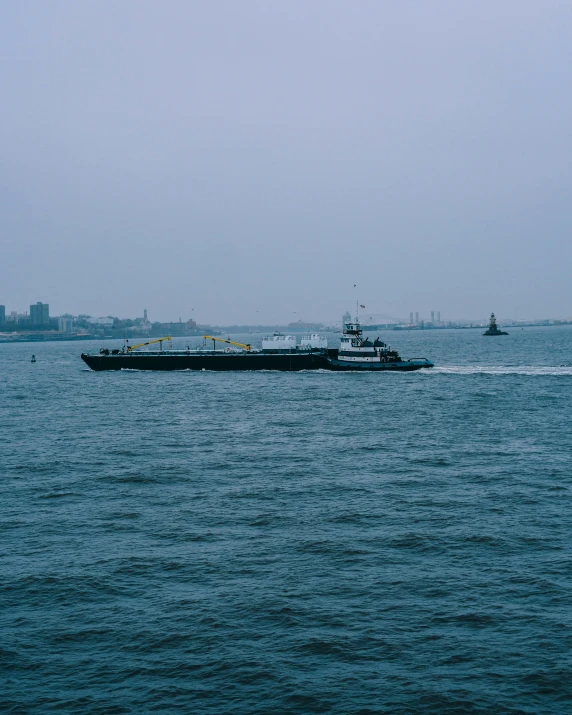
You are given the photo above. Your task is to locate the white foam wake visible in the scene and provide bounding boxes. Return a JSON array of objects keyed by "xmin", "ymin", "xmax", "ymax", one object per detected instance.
[{"xmin": 430, "ymin": 366, "xmax": 572, "ymax": 376}]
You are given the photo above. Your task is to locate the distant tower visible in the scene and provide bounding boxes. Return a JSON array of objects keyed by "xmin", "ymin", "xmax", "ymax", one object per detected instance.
[
  {"xmin": 144, "ymin": 308, "xmax": 148, "ymax": 323},
  {"xmin": 483, "ymin": 312, "xmax": 508, "ymax": 336},
  {"xmin": 409, "ymin": 312, "xmax": 413, "ymax": 325},
  {"xmin": 437, "ymin": 311, "xmax": 441, "ymax": 323},
  {"xmin": 431, "ymin": 311, "xmax": 435, "ymax": 324},
  {"xmin": 343, "ymin": 311, "xmax": 351, "ymax": 326},
  {"xmin": 30, "ymin": 302, "xmax": 49, "ymax": 327},
  {"xmin": 415, "ymin": 312, "xmax": 419, "ymax": 324}
]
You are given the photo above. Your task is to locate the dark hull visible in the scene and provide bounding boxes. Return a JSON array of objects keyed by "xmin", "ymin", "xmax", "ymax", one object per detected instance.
[
  {"xmin": 483, "ymin": 331, "xmax": 509, "ymax": 335},
  {"xmin": 325, "ymin": 358, "xmax": 433, "ymax": 371},
  {"xmin": 81, "ymin": 352, "xmax": 433, "ymax": 372},
  {"xmin": 81, "ymin": 352, "xmax": 323, "ymax": 371}
]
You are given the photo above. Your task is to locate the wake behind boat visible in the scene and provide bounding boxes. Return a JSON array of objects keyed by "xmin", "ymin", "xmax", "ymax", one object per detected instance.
[{"xmin": 81, "ymin": 321, "xmax": 434, "ymax": 372}]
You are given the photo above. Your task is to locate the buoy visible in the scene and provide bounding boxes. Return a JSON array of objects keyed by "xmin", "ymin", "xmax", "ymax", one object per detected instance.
[{"xmin": 31, "ymin": 355, "xmax": 36, "ymax": 363}]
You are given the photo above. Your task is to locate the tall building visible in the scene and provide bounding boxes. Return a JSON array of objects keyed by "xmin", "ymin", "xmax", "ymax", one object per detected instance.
[
  {"xmin": 144, "ymin": 308, "xmax": 148, "ymax": 323},
  {"xmin": 437, "ymin": 311, "xmax": 441, "ymax": 323},
  {"xmin": 30, "ymin": 302, "xmax": 49, "ymax": 327},
  {"xmin": 415, "ymin": 312, "xmax": 419, "ymax": 324},
  {"xmin": 409, "ymin": 312, "xmax": 413, "ymax": 325},
  {"xmin": 58, "ymin": 318, "xmax": 73, "ymax": 333},
  {"xmin": 0, "ymin": 305, "xmax": 5, "ymax": 326},
  {"xmin": 431, "ymin": 311, "xmax": 435, "ymax": 324}
]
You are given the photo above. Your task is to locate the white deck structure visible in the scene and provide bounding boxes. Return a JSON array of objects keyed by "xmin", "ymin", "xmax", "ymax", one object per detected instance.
[
  {"xmin": 261, "ymin": 335, "xmax": 297, "ymax": 353},
  {"xmin": 299, "ymin": 334, "xmax": 328, "ymax": 350}
]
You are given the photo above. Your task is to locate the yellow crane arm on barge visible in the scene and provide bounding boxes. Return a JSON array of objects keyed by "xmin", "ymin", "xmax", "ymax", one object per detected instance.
[
  {"xmin": 203, "ymin": 335, "xmax": 251, "ymax": 352},
  {"xmin": 126, "ymin": 336, "xmax": 172, "ymax": 352}
]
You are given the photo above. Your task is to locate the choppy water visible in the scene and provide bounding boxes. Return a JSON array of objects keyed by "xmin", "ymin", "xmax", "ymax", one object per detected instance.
[{"xmin": 2, "ymin": 326, "xmax": 572, "ymax": 714}]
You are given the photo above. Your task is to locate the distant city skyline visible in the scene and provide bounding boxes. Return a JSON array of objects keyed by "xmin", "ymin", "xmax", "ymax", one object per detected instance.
[{"xmin": 1, "ymin": 299, "xmax": 571, "ymax": 329}]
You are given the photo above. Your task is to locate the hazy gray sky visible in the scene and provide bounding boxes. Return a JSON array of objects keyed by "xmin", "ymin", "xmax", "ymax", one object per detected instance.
[{"xmin": 2, "ymin": 0, "xmax": 571, "ymax": 323}]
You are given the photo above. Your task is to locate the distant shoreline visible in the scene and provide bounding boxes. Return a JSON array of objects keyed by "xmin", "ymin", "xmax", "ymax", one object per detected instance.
[
  {"xmin": 1, "ymin": 323, "xmax": 570, "ymax": 345},
  {"xmin": 0, "ymin": 334, "xmax": 96, "ymax": 344}
]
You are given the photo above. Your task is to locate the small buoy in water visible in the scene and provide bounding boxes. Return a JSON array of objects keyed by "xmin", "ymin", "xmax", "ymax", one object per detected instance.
[{"xmin": 31, "ymin": 354, "xmax": 36, "ymax": 363}]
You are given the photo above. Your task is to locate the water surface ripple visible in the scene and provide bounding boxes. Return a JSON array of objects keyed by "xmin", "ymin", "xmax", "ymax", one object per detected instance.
[{"xmin": 1, "ymin": 327, "xmax": 572, "ymax": 713}]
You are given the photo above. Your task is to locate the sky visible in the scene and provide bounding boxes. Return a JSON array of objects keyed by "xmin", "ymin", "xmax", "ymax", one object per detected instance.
[{"xmin": 1, "ymin": 0, "xmax": 572, "ymax": 324}]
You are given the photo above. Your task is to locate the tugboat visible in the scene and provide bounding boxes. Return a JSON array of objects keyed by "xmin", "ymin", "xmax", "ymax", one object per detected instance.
[
  {"xmin": 80, "ymin": 326, "xmax": 434, "ymax": 372},
  {"xmin": 483, "ymin": 313, "xmax": 508, "ymax": 336},
  {"xmin": 324, "ymin": 317, "xmax": 433, "ymax": 371}
]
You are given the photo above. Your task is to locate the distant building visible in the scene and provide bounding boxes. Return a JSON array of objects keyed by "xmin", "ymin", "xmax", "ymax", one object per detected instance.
[
  {"xmin": 143, "ymin": 309, "xmax": 149, "ymax": 323},
  {"xmin": 87, "ymin": 317, "xmax": 114, "ymax": 327},
  {"xmin": 415, "ymin": 312, "xmax": 419, "ymax": 324},
  {"xmin": 0, "ymin": 305, "xmax": 5, "ymax": 326},
  {"xmin": 437, "ymin": 311, "xmax": 441, "ymax": 323},
  {"xmin": 431, "ymin": 311, "xmax": 435, "ymax": 324},
  {"xmin": 151, "ymin": 318, "xmax": 198, "ymax": 337},
  {"xmin": 30, "ymin": 302, "xmax": 49, "ymax": 327},
  {"xmin": 58, "ymin": 318, "xmax": 74, "ymax": 333},
  {"xmin": 343, "ymin": 311, "xmax": 352, "ymax": 325},
  {"xmin": 409, "ymin": 312, "xmax": 413, "ymax": 325},
  {"xmin": 287, "ymin": 321, "xmax": 324, "ymax": 331}
]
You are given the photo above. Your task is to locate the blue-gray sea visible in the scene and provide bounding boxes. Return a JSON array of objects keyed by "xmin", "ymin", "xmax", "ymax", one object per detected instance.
[{"xmin": 2, "ymin": 326, "xmax": 572, "ymax": 714}]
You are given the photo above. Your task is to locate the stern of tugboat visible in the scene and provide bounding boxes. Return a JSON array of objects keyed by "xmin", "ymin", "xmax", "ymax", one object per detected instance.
[{"xmin": 406, "ymin": 358, "xmax": 434, "ymax": 369}]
